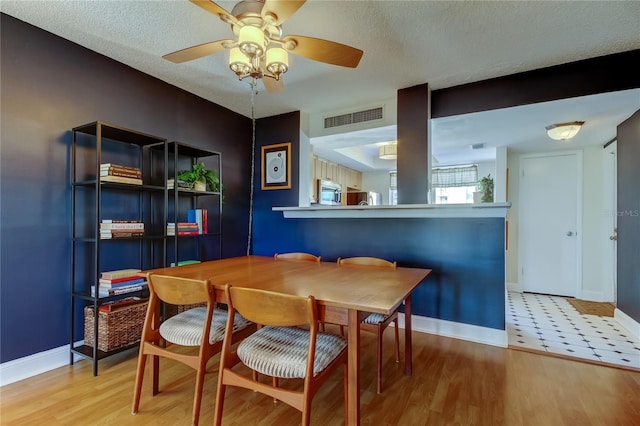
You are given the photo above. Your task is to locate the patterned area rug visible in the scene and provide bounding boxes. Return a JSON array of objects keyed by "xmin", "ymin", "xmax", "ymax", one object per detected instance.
[{"xmin": 566, "ymin": 298, "xmax": 615, "ymax": 317}]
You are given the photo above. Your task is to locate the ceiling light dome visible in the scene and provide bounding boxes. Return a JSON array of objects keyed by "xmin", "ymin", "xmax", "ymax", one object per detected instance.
[
  {"xmin": 545, "ymin": 121, "xmax": 585, "ymax": 141},
  {"xmin": 379, "ymin": 142, "xmax": 397, "ymax": 160}
]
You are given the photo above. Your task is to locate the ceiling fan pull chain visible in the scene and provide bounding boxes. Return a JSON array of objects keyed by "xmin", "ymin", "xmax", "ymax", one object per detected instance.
[{"xmin": 246, "ymin": 80, "xmax": 259, "ymax": 256}]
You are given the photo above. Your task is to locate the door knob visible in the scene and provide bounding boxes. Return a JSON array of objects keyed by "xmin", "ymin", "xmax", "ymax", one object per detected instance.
[
  {"xmin": 566, "ymin": 231, "xmax": 574, "ymax": 236},
  {"xmin": 609, "ymin": 235, "xmax": 617, "ymax": 241}
]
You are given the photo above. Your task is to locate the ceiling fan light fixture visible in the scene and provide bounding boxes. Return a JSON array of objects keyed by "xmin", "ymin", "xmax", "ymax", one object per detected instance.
[
  {"xmin": 379, "ymin": 142, "xmax": 397, "ymax": 160},
  {"xmin": 238, "ymin": 25, "xmax": 266, "ymax": 57},
  {"xmin": 545, "ymin": 121, "xmax": 585, "ymax": 141},
  {"xmin": 266, "ymin": 47, "xmax": 288, "ymax": 79},
  {"xmin": 229, "ymin": 47, "xmax": 251, "ymax": 78}
]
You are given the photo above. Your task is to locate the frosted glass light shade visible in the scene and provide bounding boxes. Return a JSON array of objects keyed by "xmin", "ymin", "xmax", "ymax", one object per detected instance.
[
  {"xmin": 379, "ymin": 143, "xmax": 397, "ymax": 160},
  {"xmin": 545, "ymin": 121, "xmax": 585, "ymax": 141},
  {"xmin": 229, "ymin": 48, "xmax": 251, "ymax": 77},
  {"xmin": 238, "ymin": 25, "xmax": 265, "ymax": 57},
  {"xmin": 266, "ymin": 47, "xmax": 289, "ymax": 78}
]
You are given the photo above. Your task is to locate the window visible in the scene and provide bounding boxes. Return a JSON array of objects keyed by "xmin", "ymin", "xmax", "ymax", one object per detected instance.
[{"xmin": 432, "ymin": 165, "xmax": 478, "ymax": 204}]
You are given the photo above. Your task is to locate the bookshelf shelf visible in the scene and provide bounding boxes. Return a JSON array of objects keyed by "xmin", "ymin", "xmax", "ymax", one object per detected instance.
[
  {"xmin": 70, "ymin": 121, "xmax": 167, "ymax": 376},
  {"xmin": 70, "ymin": 127, "xmax": 223, "ymax": 376},
  {"xmin": 165, "ymin": 141, "xmax": 223, "ymax": 266}
]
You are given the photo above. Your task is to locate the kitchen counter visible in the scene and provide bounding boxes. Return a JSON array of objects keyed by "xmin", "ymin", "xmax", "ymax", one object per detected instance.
[{"xmin": 273, "ymin": 202, "xmax": 511, "ymax": 219}]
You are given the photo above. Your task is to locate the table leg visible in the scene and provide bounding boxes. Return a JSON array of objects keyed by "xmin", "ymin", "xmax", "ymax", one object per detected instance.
[
  {"xmin": 404, "ymin": 294, "xmax": 413, "ymax": 376},
  {"xmin": 347, "ymin": 309, "xmax": 360, "ymax": 425}
]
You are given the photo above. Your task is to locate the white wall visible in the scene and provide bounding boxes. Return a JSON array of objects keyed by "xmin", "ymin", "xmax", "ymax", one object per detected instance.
[
  {"xmin": 506, "ymin": 146, "xmax": 612, "ymax": 301},
  {"xmin": 361, "ymin": 171, "xmax": 392, "ymax": 205}
]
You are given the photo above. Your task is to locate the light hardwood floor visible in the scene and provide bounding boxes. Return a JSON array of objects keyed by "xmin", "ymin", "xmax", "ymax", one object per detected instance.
[{"xmin": 2, "ymin": 329, "xmax": 639, "ymax": 426}]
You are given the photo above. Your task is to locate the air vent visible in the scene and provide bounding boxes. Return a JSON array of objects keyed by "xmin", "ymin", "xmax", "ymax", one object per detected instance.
[
  {"xmin": 324, "ymin": 107, "xmax": 383, "ymax": 129},
  {"xmin": 470, "ymin": 143, "xmax": 486, "ymax": 150}
]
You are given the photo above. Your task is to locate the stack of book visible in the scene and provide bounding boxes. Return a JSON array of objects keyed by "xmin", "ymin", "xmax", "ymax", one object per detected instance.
[
  {"xmin": 188, "ymin": 209, "xmax": 208, "ymax": 234},
  {"xmin": 174, "ymin": 222, "xmax": 199, "ymax": 235},
  {"xmin": 167, "ymin": 222, "xmax": 176, "ymax": 236},
  {"xmin": 100, "ymin": 220, "xmax": 144, "ymax": 239},
  {"xmin": 100, "ymin": 163, "xmax": 142, "ymax": 185},
  {"xmin": 91, "ymin": 268, "xmax": 148, "ymax": 297}
]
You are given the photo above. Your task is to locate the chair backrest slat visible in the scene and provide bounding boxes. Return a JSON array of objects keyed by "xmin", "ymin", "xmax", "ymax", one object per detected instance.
[
  {"xmin": 147, "ymin": 274, "xmax": 213, "ymax": 305},
  {"xmin": 274, "ymin": 252, "xmax": 321, "ymax": 263},
  {"xmin": 337, "ymin": 256, "xmax": 397, "ymax": 269},
  {"xmin": 228, "ymin": 286, "xmax": 314, "ymax": 327}
]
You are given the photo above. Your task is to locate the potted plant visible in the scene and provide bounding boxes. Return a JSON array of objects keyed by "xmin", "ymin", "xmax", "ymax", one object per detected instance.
[
  {"xmin": 177, "ymin": 162, "xmax": 220, "ymax": 192},
  {"xmin": 477, "ymin": 174, "xmax": 494, "ymax": 203}
]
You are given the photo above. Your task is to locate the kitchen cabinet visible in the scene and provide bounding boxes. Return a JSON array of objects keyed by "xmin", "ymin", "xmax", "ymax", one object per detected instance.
[{"xmin": 312, "ymin": 155, "xmax": 361, "ymax": 191}]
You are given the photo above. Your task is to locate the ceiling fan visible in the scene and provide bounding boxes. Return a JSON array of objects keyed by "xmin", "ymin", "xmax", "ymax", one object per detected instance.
[{"xmin": 163, "ymin": 0, "xmax": 364, "ymax": 93}]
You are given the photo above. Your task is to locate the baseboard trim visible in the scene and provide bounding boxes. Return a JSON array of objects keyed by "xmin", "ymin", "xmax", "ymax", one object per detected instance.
[
  {"xmin": 507, "ymin": 282, "xmax": 519, "ymax": 292},
  {"xmin": 2, "ymin": 314, "xmax": 509, "ymax": 386},
  {"xmin": 0, "ymin": 344, "xmax": 80, "ymax": 387},
  {"xmin": 614, "ymin": 308, "xmax": 640, "ymax": 341},
  {"xmin": 398, "ymin": 313, "xmax": 507, "ymax": 348}
]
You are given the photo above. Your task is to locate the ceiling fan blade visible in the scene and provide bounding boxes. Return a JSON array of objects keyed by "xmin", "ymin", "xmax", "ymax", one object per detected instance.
[
  {"xmin": 189, "ymin": 0, "xmax": 240, "ymax": 26},
  {"xmin": 261, "ymin": 0, "xmax": 306, "ymax": 26},
  {"xmin": 282, "ymin": 35, "xmax": 363, "ymax": 68},
  {"xmin": 262, "ymin": 76, "xmax": 284, "ymax": 94},
  {"xmin": 162, "ymin": 39, "xmax": 232, "ymax": 63}
]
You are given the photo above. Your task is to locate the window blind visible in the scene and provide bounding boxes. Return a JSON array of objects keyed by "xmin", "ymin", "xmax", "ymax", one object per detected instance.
[{"xmin": 431, "ymin": 165, "xmax": 478, "ymax": 188}]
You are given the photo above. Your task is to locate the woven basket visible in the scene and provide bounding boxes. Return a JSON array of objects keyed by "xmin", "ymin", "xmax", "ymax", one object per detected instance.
[{"xmin": 84, "ymin": 301, "xmax": 148, "ymax": 352}]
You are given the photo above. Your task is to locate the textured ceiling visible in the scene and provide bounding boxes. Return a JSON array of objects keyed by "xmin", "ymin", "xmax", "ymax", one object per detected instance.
[{"xmin": 2, "ymin": 0, "xmax": 639, "ymax": 169}]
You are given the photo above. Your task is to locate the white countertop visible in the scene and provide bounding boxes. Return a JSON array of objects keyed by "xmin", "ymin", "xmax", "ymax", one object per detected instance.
[{"xmin": 273, "ymin": 202, "xmax": 511, "ymax": 219}]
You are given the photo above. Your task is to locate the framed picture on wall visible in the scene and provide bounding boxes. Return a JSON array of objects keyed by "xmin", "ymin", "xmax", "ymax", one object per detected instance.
[{"xmin": 261, "ymin": 142, "xmax": 291, "ymax": 190}]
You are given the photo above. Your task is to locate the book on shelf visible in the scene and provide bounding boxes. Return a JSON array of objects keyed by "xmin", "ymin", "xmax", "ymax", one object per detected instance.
[
  {"xmin": 91, "ymin": 282, "xmax": 148, "ymax": 297},
  {"xmin": 176, "ymin": 222, "xmax": 199, "ymax": 232},
  {"xmin": 100, "ymin": 222, "xmax": 144, "ymax": 230},
  {"xmin": 100, "ymin": 175, "xmax": 143, "ymax": 185},
  {"xmin": 100, "ymin": 230, "xmax": 145, "ymax": 239},
  {"xmin": 100, "ymin": 163, "xmax": 140, "ymax": 172},
  {"xmin": 101, "ymin": 219, "xmax": 143, "ymax": 223},
  {"xmin": 101, "ymin": 268, "xmax": 141, "ymax": 280},
  {"xmin": 177, "ymin": 231, "xmax": 200, "ymax": 236},
  {"xmin": 98, "ymin": 277, "xmax": 146, "ymax": 288},
  {"xmin": 170, "ymin": 260, "xmax": 202, "ymax": 267},
  {"xmin": 100, "ymin": 169, "xmax": 142, "ymax": 179},
  {"xmin": 167, "ymin": 178, "xmax": 192, "ymax": 190},
  {"xmin": 98, "ymin": 274, "xmax": 144, "ymax": 284},
  {"xmin": 98, "ymin": 296, "xmax": 147, "ymax": 313}
]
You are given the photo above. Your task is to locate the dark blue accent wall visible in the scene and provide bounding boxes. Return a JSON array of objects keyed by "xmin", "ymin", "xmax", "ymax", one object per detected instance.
[
  {"xmin": 253, "ymin": 214, "xmax": 506, "ymax": 331},
  {"xmin": 0, "ymin": 14, "xmax": 252, "ymax": 363}
]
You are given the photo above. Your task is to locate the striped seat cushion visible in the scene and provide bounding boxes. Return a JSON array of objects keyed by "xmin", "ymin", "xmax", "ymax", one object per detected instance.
[
  {"xmin": 237, "ymin": 326, "xmax": 347, "ymax": 379},
  {"xmin": 159, "ymin": 307, "xmax": 252, "ymax": 346},
  {"xmin": 363, "ymin": 313, "xmax": 388, "ymax": 324}
]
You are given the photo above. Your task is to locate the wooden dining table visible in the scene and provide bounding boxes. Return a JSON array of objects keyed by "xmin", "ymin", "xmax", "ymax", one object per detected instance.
[{"xmin": 143, "ymin": 255, "xmax": 431, "ymax": 425}]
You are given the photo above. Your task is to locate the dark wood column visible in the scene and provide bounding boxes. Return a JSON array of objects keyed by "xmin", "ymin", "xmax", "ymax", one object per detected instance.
[
  {"xmin": 616, "ymin": 109, "xmax": 640, "ymax": 323},
  {"xmin": 397, "ymin": 83, "xmax": 430, "ymax": 204}
]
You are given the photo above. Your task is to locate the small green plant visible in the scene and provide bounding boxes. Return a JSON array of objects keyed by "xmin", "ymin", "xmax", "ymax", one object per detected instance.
[
  {"xmin": 177, "ymin": 162, "xmax": 220, "ymax": 191},
  {"xmin": 478, "ymin": 174, "xmax": 494, "ymax": 203}
]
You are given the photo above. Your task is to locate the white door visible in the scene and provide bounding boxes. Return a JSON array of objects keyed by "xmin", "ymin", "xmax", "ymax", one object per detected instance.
[
  {"xmin": 603, "ymin": 141, "xmax": 617, "ymax": 303},
  {"xmin": 519, "ymin": 152, "xmax": 581, "ymax": 297}
]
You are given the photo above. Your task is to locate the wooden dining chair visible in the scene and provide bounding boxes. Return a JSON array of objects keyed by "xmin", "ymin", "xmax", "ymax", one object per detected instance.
[
  {"xmin": 214, "ymin": 285, "xmax": 348, "ymax": 426},
  {"xmin": 275, "ymin": 251, "xmax": 332, "ymax": 335},
  {"xmin": 337, "ymin": 256, "xmax": 399, "ymax": 394},
  {"xmin": 274, "ymin": 252, "xmax": 321, "ymax": 262},
  {"xmin": 131, "ymin": 274, "xmax": 255, "ymax": 426}
]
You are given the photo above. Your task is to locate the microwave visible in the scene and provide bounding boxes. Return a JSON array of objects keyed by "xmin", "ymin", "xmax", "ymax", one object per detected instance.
[{"xmin": 317, "ymin": 179, "xmax": 342, "ymax": 205}]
